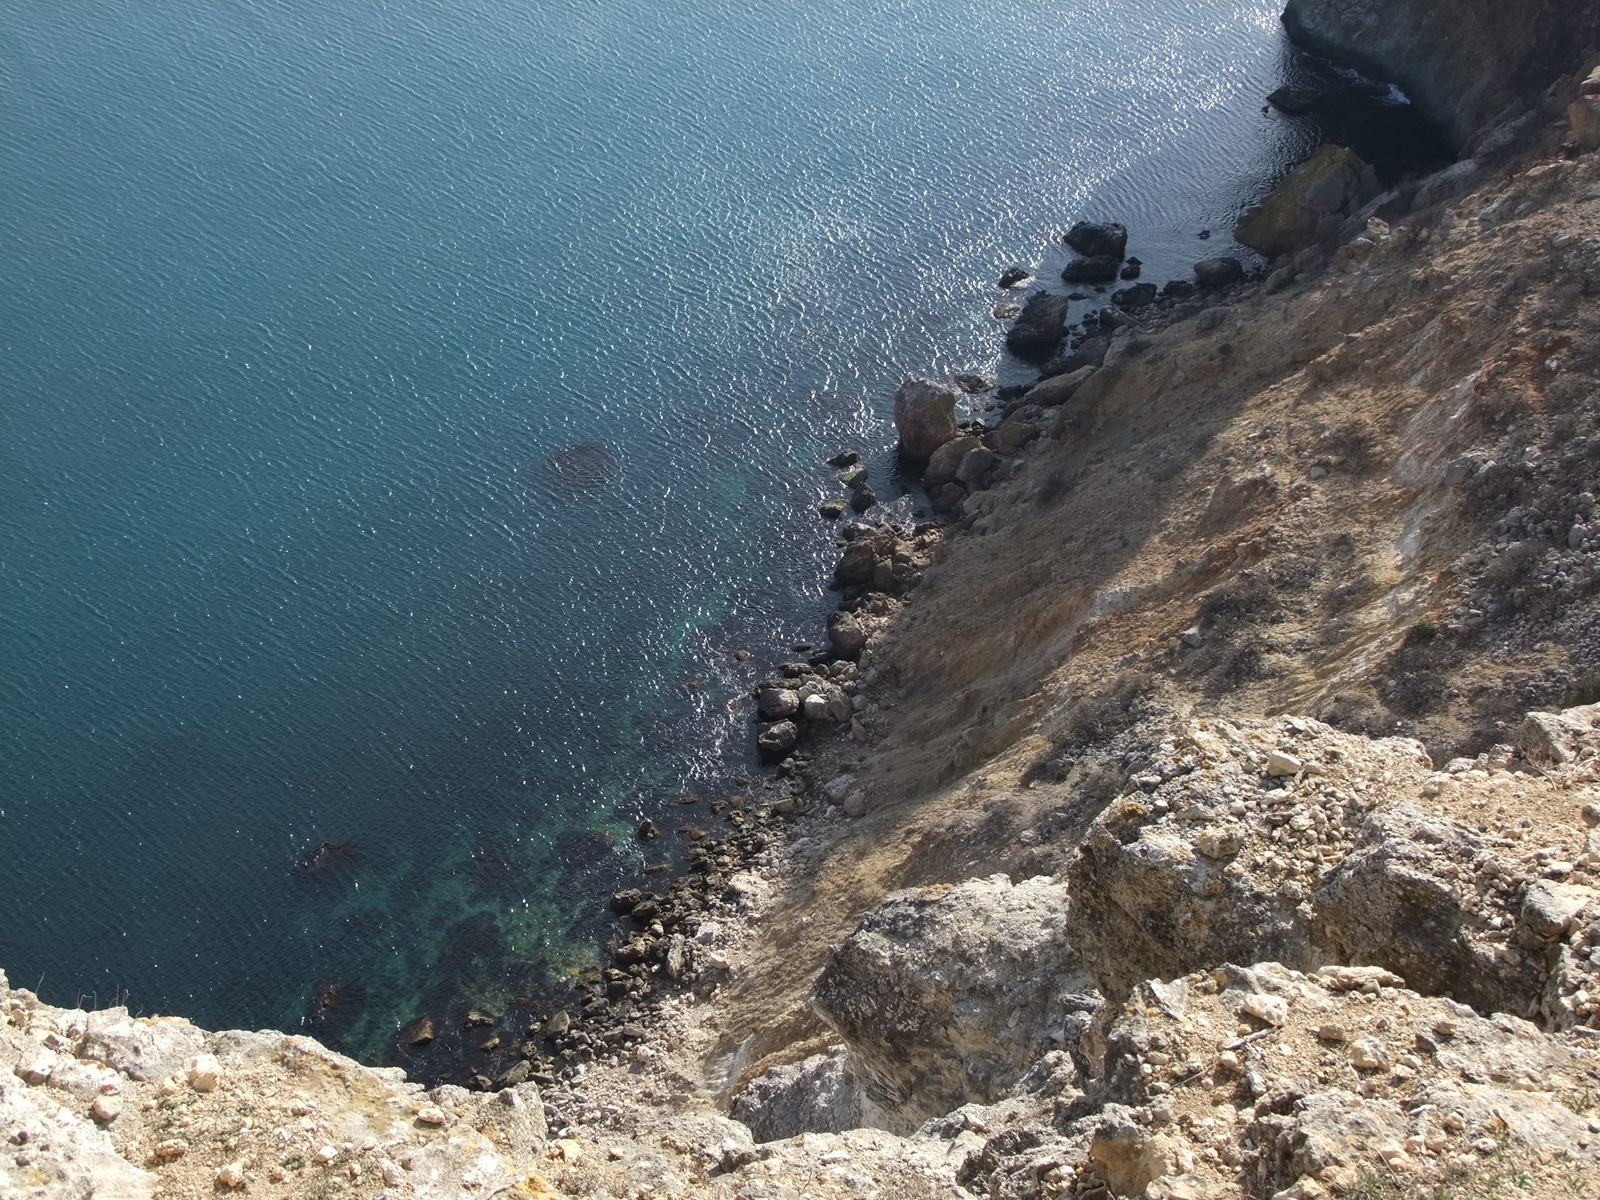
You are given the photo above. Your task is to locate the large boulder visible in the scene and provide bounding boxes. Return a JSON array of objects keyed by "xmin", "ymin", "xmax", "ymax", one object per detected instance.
[
  {"xmin": 1061, "ymin": 255, "xmax": 1121, "ymax": 284},
  {"xmin": 1316, "ymin": 804, "xmax": 1548, "ymax": 1019},
  {"xmin": 1234, "ymin": 144, "xmax": 1379, "ymax": 258},
  {"xmin": 1005, "ymin": 291, "xmax": 1070, "ymax": 360},
  {"xmin": 892, "ymin": 378, "xmax": 958, "ymax": 463},
  {"xmin": 729, "ymin": 1046, "xmax": 880, "ymax": 1142},
  {"xmin": 811, "ymin": 875, "xmax": 1101, "ymax": 1132},
  {"xmin": 1063, "ymin": 221, "xmax": 1128, "ymax": 259},
  {"xmin": 923, "ymin": 435, "xmax": 983, "ymax": 489}
]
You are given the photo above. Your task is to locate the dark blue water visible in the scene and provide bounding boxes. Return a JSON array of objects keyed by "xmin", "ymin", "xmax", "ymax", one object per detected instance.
[{"xmin": 3, "ymin": 0, "xmax": 1344, "ymax": 1060}]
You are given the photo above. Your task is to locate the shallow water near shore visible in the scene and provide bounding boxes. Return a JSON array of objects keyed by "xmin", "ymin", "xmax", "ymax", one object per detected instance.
[{"xmin": 1, "ymin": 0, "xmax": 1439, "ymax": 1067}]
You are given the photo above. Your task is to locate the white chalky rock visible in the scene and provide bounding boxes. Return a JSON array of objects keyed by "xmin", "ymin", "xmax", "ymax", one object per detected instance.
[{"xmin": 186, "ymin": 1053, "xmax": 221, "ymax": 1092}]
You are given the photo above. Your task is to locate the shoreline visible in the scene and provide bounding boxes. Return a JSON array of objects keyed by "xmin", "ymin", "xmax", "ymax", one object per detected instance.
[{"xmin": 14, "ymin": 4, "xmax": 1600, "ymax": 1195}]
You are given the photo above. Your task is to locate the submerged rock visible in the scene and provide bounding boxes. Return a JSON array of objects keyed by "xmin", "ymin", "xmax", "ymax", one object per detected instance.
[
  {"xmin": 1063, "ymin": 221, "xmax": 1128, "ymax": 259},
  {"xmin": 542, "ymin": 442, "xmax": 618, "ymax": 495},
  {"xmin": 1061, "ymin": 254, "xmax": 1121, "ymax": 283}
]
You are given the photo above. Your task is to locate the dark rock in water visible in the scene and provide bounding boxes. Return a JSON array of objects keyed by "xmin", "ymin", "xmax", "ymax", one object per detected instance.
[
  {"xmin": 1119, "ymin": 263, "xmax": 1141, "ymax": 280},
  {"xmin": 543, "ymin": 443, "xmax": 618, "ymax": 494},
  {"xmin": 1111, "ymin": 283, "xmax": 1158, "ymax": 309},
  {"xmin": 1061, "ymin": 255, "xmax": 1121, "ymax": 283},
  {"xmin": 1234, "ymin": 144, "xmax": 1379, "ymax": 257},
  {"xmin": 610, "ymin": 888, "xmax": 644, "ymax": 915},
  {"xmin": 497, "ymin": 1059, "xmax": 533, "ymax": 1087},
  {"xmin": 758, "ymin": 720, "xmax": 800, "ymax": 759},
  {"xmin": 298, "ymin": 840, "xmax": 355, "ymax": 874},
  {"xmin": 827, "ymin": 448, "xmax": 861, "ymax": 468},
  {"xmin": 1162, "ymin": 279, "xmax": 1198, "ymax": 298},
  {"xmin": 1267, "ymin": 85, "xmax": 1324, "ymax": 114},
  {"xmin": 1198, "ymin": 229, "xmax": 1211, "ymax": 240},
  {"xmin": 636, "ymin": 819, "xmax": 660, "ymax": 841},
  {"xmin": 838, "ymin": 465, "xmax": 868, "ymax": 488},
  {"xmin": 405, "ymin": 1017, "xmax": 436, "ymax": 1046},
  {"xmin": 892, "ymin": 378, "xmax": 959, "ymax": 462},
  {"xmin": 996, "ymin": 265, "xmax": 1032, "ymax": 288},
  {"xmin": 464, "ymin": 1008, "xmax": 496, "ymax": 1028},
  {"xmin": 1126, "ymin": 256, "xmax": 1142, "ymax": 267},
  {"xmin": 849, "ymin": 485, "xmax": 876, "ymax": 513},
  {"xmin": 1194, "ymin": 257, "xmax": 1246, "ymax": 288},
  {"xmin": 995, "ymin": 384, "xmax": 1029, "ymax": 402},
  {"xmin": 818, "ymin": 498, "xmax": 847, "ymax": 520},
  {"xmin": 953, "ymin": 372, "xmax": 995, "ymax": 394},
  {"xmin": 1062, "ymin": 221, "xmax": 1128, "ymax": 259},
  {"xmin": 1004, "ymin": 292, "xmax": 1069, "ymax": 360},
  {"xmin": 544, "ymin": 1010, "xmax": 571, "ymax": 1038},
  {"xmin": 992, "ymin": 301, "xmax": 1022, "ymax": 319}
]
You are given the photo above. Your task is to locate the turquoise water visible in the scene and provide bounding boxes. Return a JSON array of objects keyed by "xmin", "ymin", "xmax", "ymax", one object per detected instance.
[{"xmin": 4, "ymin": 0, "xmax": 1337, "ymax": 1062}]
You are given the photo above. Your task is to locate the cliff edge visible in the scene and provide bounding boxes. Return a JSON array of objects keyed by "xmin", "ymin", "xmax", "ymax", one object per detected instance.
[{"xmin": 1282, "ymin": 0, "xmax": 1600, "ymax": 148}]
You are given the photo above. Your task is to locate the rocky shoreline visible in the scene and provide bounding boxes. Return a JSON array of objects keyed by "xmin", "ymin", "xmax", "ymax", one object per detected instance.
[{"xmin": 14, "ymin": 4, "xmax": 1600, "ymax": 1197}]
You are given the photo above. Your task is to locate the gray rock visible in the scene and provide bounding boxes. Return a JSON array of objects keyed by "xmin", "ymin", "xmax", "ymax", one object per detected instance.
[
  {"xmin": 757, "ymin": 720, "xmax": 799, "ymax": 759},
  {"xmin": 827, "ymin": 612, "xmax": 867, "ymax": 661},
  {"xmin": 892, "ymin": 378, "xmax": 959, "ymax": 463},
  {"xmin": 1110, "ymin": 282, "xmax": 1158, "ymax": 309},
  {"xmin": 79, "ymin": 1009, "xmax": 205, "ymax": 1083},
  {"xmin": 997, "ymin": 266, "xmax": 1031, "ymax": 289},
  {"xmin": 1516, "ymin": 702, "xmax": 1600, "ymax": 764},
  {"xmin": 1005, "ymin": 292, "xmax": 1070, "ymax": 360},
  {"xmin": 1518, "ymin": 880, "xmax": 1596, "ymax": 942},
  {"xmin": 1193, "ymin": 257, "xmax": 1245, "ymax": 289},
  {"xmin": 730, "ymin": 1047, "xmax": 878, "ymax": 1141},
  {"xmin": 1316, "ymin": 804, "xmax": 1544, "ymax": 1018},
  {"xmin": 812, "ymin": 875, "xmax": 1101, "ymax": 1132},
  {"xmin": 757, "ymin": 686, "xmax": 800, "ymax": 719},
  {"xmin": 1061, "ymin": 255, "xmax": 1121, "ymax": 283},
  {"xmin": 1024, "ymin": 366, "xmax": 1096, "ymax": 408},
  {"xmin": 924, "ymin": 436, "xmax": 983, "ymax": 489},
  {"xmin": 1063, "ymin": 221, "xmax": 1128, "ymax": 259},
  {"xmin": 1234, "ymin": 144, "xmax": 1379, "ymax": 257},
  {"xmin": 955, "ymin": 446, "xmax": 998, "ymax": 488}
]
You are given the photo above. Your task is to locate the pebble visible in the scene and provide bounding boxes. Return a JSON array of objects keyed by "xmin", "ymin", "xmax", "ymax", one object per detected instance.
[
  {"xmin": 90, "ymin": 1094, "xmax": 122, "ymax": 1123},
  {"xmin": 415, "ymin": 1105, "xmax": 447, "ymax": 1126},
  {"xmin": 1266, "ymin": 751, "xmax": 1303, "ymax": 777},
  {"xmin": 1350, "ymin": 1036, "xmax": 1390, "ymax": 1070},
  {"xmin": 153, "ymin": 1139, "xmax": 189, "ymax": 1160},
  {"xmin": 186, "ymin": 1053, "xmax": 221, "ymax": 1093},
  {"xmin": 1241, "ymin": 994, "xmax": 1288, "ymax": 1025},
  {"xmin": 217, "ymin": 1162, "xmax": 245, "ymax": 1188},
  {"xmin": 314, "ymin": 1145, "xmax": 338, "ymax": 1164}
]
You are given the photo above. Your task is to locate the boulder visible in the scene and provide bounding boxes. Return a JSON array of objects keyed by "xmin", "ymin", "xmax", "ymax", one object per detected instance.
[
  {"xmin": 892, "ymin": 379, "xmax": 958, "ymax": 462},
  {"xmin": 757, "ymin": 720, "xmax": 799, "ymax": 759},
  {"xmin": 1516, "ymin": 701, "xmax": 1600, "ymax": 764},
  {"xmin": 818, "ymin": 498, "xmax": 846, "ymax": 520},
  {"xmin": 1315, "ymin": 804, "xmax": 1544, "ymax": 1018},
  {"xmin": 1005, "ymin": 292, "xmax": 1070, "ymax": 360},
  {"xmin": 827, "ymin": 612, "xmax": 868, "ymax": 661},
  {"xmin": 811, "ymin": 875, "xmax": 1101, "ymax": 1131},
  {"xmin": 730, "ymin": 1046, "xmax": 877, "ymax": 1142},
  {"xmin": 953, "ymin": 372, "xmax": 995, "ymax": 394},
  {"xmin": 849, "ymin": 484, "xmax": 876, "ymax": 513},
  {"xmin": 1234, "ymin": 145, "xmax": 1379, "ymax": 257},
  {"xmin": 955, "ymin": 446, "xmax": 998, "ymax": 488},
  {"xmin": 1193, "ymin": 257, "xmax": 1245, "ymax": 289},
  {"xmin": 997, "ymin": 265, "xmax": 1032, "ymax": 288},
  {"xmin": 923, "ymin": 436, "xmax": 984, "ymax": 489},
  {"xmin": 1110, "ymin": 282, "xmax": 1157, "ymax": 309},
  {"xmin": 930, "ymin": 482, "xmax": 965, "ymax": 516},
  {"xmin": 756, "ymin": 686, "xmax": 800, "ymax": 719},
  {"xmin": 1266, "ymin": 85, "xmax": 1324, "ymax": 114},
  {"xmin": 1063, "ymin": 221, "xmax": 1128, "ymax": 259},
  {"xmin": 989, "ymin": 420, "xmax": 1038, "ymax": 454},
  {"xmin": 1061, "ymin": 255, "xmax": 1122, "ymax": 283}
]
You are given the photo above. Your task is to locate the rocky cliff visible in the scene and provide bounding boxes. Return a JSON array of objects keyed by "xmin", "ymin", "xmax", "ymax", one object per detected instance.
[
  {"xmin": 17, "ymin": 12, "xmax": 1600, "ymax": 1200},
  {"xmin": 1282, "ymin": 0, "xmax": 1600, "ymax": 148}
]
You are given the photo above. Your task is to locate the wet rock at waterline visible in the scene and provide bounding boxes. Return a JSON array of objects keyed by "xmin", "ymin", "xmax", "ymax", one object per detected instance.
[
  {"xmin": 542, "ymin": 442, "xmax": 618, "ymax": 495},
  {"xmin": 996, "ymin": 265, "xmax": 1032, "ymax": 288},
  {"xmin": 1004, "ymin": 291, "xmax": 1069, "ymax": 360},
  {"xmin": 1234, "ymin": 143, "xmax": 1379, "ymax": 258},
  {"xmin": 1060, "ymin": 254, "xmax": 1122, "ymax": 283},
  {"xmin": 1193, "ymin": 256, "xmax": 1246, "ymax": 288},
  {"xmin": 891, "ymin": 378, "xmax": 958, "ymax": 462},
  {"xmin": 1062, "ymin": 220, "xmax": 1128, "ymax": 259}
]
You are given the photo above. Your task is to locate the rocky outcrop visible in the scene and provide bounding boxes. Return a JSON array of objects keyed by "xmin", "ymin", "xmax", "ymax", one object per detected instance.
[
  {"xmin": 1005, "ymin": 291, "xmax": 1069, "ymax": 360},
  {"xmin": 893, "ymin": 378, "xmax": 959, "ymax": 462},
  {"xmin": 0, "ymin": 969, "xmax": 549, "ymax": 1200},
  {"xmin": 811, "ymin": 876, "xmax": 1102, "ymax": 1131},
  {"xmin": 1234, "ymin": 144, "xmax": 1378, "ymax": 258},
  {"xmin": 1281, "ymin": 0, "xmax": 1600, "ymax": 148}
]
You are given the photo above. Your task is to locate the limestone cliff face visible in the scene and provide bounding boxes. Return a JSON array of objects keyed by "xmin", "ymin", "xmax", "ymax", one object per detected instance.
[{"xmin": 1281, "ymin": 0, "xmax": 1600, "ymax": 147}]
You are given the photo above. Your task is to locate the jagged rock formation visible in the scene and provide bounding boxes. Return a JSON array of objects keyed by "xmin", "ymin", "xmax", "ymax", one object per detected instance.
[{"xmin": 1282, "ymin": 0, "xmax": 1600, "ymax": 147}]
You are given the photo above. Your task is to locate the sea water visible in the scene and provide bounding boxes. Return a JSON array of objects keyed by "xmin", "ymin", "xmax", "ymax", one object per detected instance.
[{"xmin": 0, "ymin": 0, "xmax": 1434, "ymax": 1066}]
